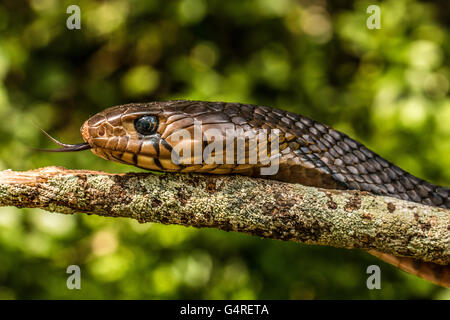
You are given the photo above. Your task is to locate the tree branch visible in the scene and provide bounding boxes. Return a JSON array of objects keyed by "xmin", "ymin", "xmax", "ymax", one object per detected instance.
[{"xmin": 0, "ymin": 166, "xmax": 448, "ymax": 264}]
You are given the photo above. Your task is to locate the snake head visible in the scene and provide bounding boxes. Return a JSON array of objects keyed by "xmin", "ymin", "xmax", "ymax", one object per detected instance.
[{"xmin": 81, "ymin": 101, "xmax": 184, "ymax": 171}]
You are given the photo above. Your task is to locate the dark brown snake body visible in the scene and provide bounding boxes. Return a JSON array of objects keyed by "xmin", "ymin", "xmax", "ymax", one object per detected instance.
[{"xmin": 52, "ymin": 100, "xmax": 450, "ymax": 287}]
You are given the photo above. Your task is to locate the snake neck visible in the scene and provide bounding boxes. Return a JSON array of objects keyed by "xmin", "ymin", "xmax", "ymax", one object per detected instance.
[
  {"xmin": 249, "ymin": 157, "xmax": 450, "ymax": 210},
  {"xmin": 234, "ymin": 106, "xmax": 450, "ymax": 210}
]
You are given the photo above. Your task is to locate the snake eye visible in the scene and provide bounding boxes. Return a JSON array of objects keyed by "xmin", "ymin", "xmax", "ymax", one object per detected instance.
[{"xmin": 134, "ymin": 116, "xmax": 159, "ymax": 135}]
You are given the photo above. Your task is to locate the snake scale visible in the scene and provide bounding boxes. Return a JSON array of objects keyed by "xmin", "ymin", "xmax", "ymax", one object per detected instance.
[{"xmin": 43, "ymin": 100, "xmax": 450, "ymax": 287}]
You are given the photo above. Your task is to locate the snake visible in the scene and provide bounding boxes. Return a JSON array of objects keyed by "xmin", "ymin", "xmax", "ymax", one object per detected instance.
[{"xmin": 40, "ymin": 100, "xmax": 450, "ymax": 287}]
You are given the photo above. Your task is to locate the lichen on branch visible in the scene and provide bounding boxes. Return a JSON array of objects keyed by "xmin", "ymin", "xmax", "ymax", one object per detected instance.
[{"xmin": 0, "ymin": 166, "xmax": 448, "ymax": 264}]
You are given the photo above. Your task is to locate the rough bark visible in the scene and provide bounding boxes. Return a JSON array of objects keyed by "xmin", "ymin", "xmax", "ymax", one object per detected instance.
[{"xmin": 0, "ymin": 166, "xmax": 448, "ymax": 264}]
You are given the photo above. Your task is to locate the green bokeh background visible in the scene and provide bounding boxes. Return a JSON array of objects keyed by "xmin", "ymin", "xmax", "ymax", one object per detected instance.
[{"xmin": 0, "ymin": 0, "xmax": 449, "ymax": 299}]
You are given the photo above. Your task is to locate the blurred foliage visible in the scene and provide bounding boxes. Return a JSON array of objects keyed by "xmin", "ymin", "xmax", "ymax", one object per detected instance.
[{"xmin": 0, "ymin": 0, "xmax": 449, "ymax": 299}]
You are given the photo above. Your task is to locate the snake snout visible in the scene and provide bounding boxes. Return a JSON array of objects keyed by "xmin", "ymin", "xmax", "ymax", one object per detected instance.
[{"xmin": 81, "ymin": 121, "xmax": 91, "ymax": 145}]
